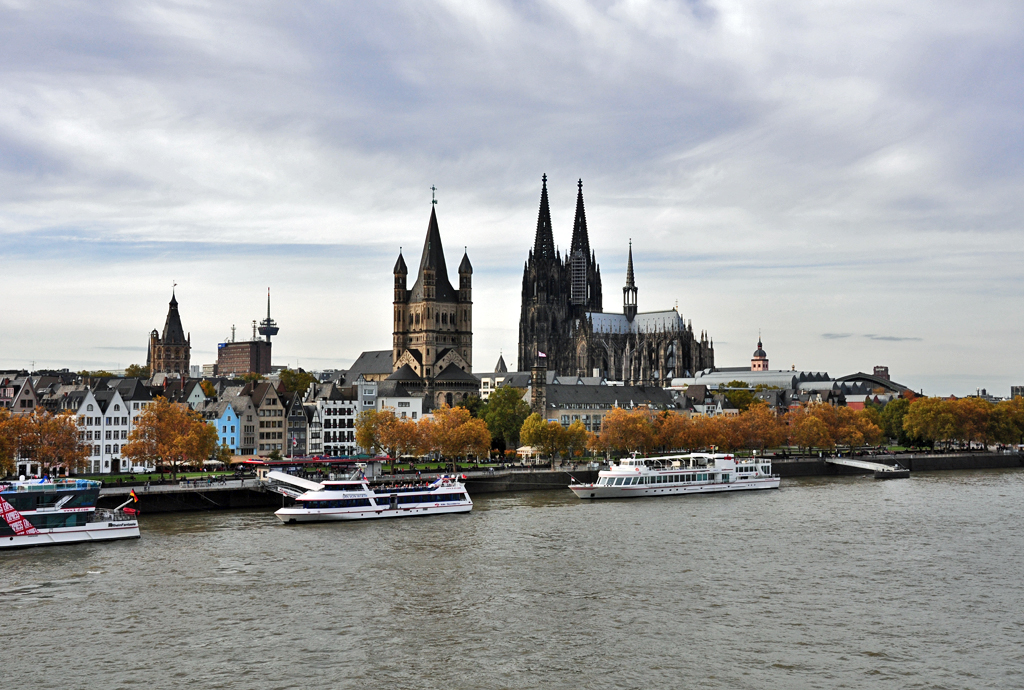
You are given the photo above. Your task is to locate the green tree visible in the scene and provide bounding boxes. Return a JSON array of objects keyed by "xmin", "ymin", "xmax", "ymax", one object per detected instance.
[
  {"xmin": 125, "ymin": 364, "xmax": 150, "ymax": 378},
  {"xmin": 724, "ymin": 380, "xmax": 750, "ymax": 388},
  {"xmin": 216, "ymin": 443, "xmax": 233, "ymax": 465},
  {"xmin": 881, "ymin": 398, "xmax": 911, "ymax": 445},
  {"xmin": 279, "ymin": 368, "xmax": 318, "ymax": 397},
  {"xmin": 725, "ymin": 389, "xmax": 755, "ymax": 412},
  {"xmin": 240, "ymin": 372, "xmax": 265, "ymax": 384},
  {"xmin": 483, "ymin": 387, "xmax": 531, "ymax": 450},
  {"xmin": 459, "ymin": 394, "xmax": 487, "ymax": 418},
  {"xmin": 199, "ymin": 380, "xmax": 217, "ymax": 398},
  {"xmin": 78, "ymin": 370, "xmax": 115, "ymax": 378}
]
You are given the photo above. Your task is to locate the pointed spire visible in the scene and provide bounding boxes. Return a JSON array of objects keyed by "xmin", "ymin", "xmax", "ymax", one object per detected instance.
[
  {"xmin": 533, "ymin": 174, "xmax": 556, "ymax": 262},
  {"xmin": 394, "ymin": 247, "xmax": 407, "ymax": 275},
  {"xmin": 162, "ymin": 289, "xmax": 187, "ymax": 345},
  {"xmin": 459, "ymin": 247, "xmax": 473, "ymax": 275},
  {"xmin": 623, "ymin": 240, "xmax": 637, "ymax": 322},
  {"xmin": 625, "ymin": 239, "xmax": 635, "ymax": 288},
  {"xmin": 409, "ymin": 206, "xmax": 457, "ymax": 302},
  {"xmin": 570, "ymin": 178, "xmax": 590, "ymax": 259}
]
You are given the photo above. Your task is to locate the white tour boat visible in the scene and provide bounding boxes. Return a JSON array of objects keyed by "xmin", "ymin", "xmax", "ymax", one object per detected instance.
[
  {"xmin": 270, "ymin": 470, "xmax": 472, "ymax": 523},
  {"xmin": 569, "ymin": 453, "xmax": 780, "ymax": 499},
  {"xmin": 1, "ymin": 478, "xmax": 140, "ymax": 549}
]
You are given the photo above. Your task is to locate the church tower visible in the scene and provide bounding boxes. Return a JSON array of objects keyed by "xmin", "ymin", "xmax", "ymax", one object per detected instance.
[
  {"xmin": 751, "ymin": 335, "xmax": 769, "ymax": 371},
  {"xmin": 392, "ymin": 204, "xmax": 473, "ymax": 384},
  {"xmin": 148, "ymin": 289, "xmax": 191, "ymax": 377}
]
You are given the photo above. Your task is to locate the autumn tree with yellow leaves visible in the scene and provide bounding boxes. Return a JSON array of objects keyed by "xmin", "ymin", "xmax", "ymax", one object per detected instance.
[{"xmin": 122, "ymin": 397, "xmax": 219, "ymax": 478}]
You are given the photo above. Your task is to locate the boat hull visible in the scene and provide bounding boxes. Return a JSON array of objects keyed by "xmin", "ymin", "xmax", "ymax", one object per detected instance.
[
  {"xmin": 0, "ymin": 521, "xmax": 140, "ymax": 550},
  {"xmin": 275, "ymin": 502, "xmax": 472, "ymax": 523},
  {"xmin": 874, "ymin": 469, "xmax": 910, "ymax": 479},
  {"xmin": 569, "ymin": 477, "xmax": 780, "ymax": 499}
]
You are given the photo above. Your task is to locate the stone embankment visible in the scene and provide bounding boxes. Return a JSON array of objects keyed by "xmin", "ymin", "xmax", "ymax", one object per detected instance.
[{"xmin": 773, "ymin": 451, "xmax": 1023, "ymax": 477}]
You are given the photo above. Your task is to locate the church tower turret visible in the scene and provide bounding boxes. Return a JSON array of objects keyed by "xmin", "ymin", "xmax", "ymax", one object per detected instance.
[{"xmin": 623, "ymin": 241, "xmax": 637, "ymax": 322}]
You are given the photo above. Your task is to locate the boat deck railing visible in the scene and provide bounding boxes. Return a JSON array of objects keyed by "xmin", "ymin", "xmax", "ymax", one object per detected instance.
[
  {"xmin": 2, "ymin": 479, "xmax": 101, "ymax": 492},
  {"xmin": 89, "ymin": 509, "xmax": 137, "ymax": 523}
]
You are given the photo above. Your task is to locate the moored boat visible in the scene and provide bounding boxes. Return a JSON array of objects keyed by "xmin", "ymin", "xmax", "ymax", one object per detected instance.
[
  {"xmin": 0, "ymin": 478, "xmax": 140, "ymax": 549},
  {"xmin": 569, "ymin": 453, "xmax": 780, "ymax": 499},
  {"xmin": 270, "ymin": 470, "xmax": 472, "ymax": 523}
]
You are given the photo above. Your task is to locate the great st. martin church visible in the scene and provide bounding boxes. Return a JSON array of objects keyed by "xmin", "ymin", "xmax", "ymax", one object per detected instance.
[{"xmin": 517, "ymin": 176, "xmax": 714, "ymax": 385}]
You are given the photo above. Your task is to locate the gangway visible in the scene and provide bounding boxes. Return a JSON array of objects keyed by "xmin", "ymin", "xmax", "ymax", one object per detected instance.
[
  {"xmin": 262, "ymin": 470, "xmax": 324, "ymax": 498},
  {"xmin": 824, "ymin": 457, "xmax": 910, "ymax": 479}
]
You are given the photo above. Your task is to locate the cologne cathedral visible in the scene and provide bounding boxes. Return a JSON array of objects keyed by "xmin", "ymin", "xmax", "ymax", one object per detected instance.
[{"xmin": 517, "ymin": 176, "xmax": 714, "ymax": 385}]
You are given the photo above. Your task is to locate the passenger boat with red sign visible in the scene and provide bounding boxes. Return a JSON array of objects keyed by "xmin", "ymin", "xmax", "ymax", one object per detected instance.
[
  {"xmin": 569, "ymin": 453, "xmax": 780, "ymax": 499},
  {"xmin": 0, "ymin": 478, "xmax": 140, "ymax": 549},
  {"xmin": 268, "ymin": 470, "xmax": 472, "ymax": 523}
]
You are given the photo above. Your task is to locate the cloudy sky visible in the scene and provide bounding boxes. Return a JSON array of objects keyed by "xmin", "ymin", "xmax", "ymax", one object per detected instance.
[{"xmin": 1, "ymin": 0, "xmax": 1021, "ymax": 396}]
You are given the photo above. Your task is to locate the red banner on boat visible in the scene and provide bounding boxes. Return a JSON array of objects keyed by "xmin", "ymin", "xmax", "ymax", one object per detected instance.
[{"xmin": 0, "ymin": 495, "xmax": 39, "ymax": 536}]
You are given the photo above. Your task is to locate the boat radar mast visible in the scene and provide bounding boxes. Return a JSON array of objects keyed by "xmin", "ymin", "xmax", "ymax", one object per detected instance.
[{"xmin": 257, "ymin": 287, "xmax": 279, "ymax": 343}]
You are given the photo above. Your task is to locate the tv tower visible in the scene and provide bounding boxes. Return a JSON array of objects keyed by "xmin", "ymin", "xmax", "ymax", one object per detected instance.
[{"xmin": 258, "ymin": 287, "xmax": 279, "ymax": 343}]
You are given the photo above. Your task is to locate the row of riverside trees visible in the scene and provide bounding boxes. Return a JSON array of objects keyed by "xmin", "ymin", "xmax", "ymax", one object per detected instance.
[
  {"xmin": 521, "ymin": 402, "xmax": 887, "ymax": 458},
  {"xmin": 880, "ymin": 395, "xmax": 1024, "ymax": 448},
  {"xmin": 358, "ymin": 390, "xmax": 1024, "ymax": 464},
  {"xmin": 355, "ymin": 405, "xmax": 491, "ymax": 463}
]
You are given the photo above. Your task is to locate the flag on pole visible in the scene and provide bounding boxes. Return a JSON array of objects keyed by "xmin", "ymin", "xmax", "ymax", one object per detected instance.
[{"xmin": 129, "ymin": 489, "xmax": 139, "ymax": 503}]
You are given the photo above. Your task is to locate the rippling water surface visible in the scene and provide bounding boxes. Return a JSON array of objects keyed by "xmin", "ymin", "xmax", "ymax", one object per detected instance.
[{"xmin": 5, "ymin": 470, "xmax": 1024, "ymax": 689}]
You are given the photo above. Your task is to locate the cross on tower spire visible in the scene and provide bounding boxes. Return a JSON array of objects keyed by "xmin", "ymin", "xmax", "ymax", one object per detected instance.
[{"xmin": 431, "ymin": 185, "xmax": 438, "ymax": 205}]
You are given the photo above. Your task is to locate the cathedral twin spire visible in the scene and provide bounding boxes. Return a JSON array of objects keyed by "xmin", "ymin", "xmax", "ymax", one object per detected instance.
[{"xmin": 533, "ymin": 174, "xmax": 557, "ymax": 262}]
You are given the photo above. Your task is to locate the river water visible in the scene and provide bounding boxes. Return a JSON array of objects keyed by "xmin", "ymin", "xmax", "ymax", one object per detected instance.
[{"xmin": 5, "ymin": 470, "xmax": 1024, "ymax": 690}]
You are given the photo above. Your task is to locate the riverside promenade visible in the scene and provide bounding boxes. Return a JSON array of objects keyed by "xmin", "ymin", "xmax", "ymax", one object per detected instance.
[{"xmin": 96, "ymin": 451, "xmax": 1022, "ymax": 513}]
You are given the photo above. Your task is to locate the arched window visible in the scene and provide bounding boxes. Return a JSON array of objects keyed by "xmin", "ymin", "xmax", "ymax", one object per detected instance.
[{"xmin": 446, "ymin": 393, "xmax": 453, "ymax": 406}]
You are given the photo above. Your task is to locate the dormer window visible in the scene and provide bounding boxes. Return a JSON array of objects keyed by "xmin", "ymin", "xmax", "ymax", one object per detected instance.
[
  {"xmin": 114, "ymin": 404, "xmax": 120, "ymax": 411},
  {"xmin": 87, "ymin": 404, "xmax": 94, "ymax": 411}
]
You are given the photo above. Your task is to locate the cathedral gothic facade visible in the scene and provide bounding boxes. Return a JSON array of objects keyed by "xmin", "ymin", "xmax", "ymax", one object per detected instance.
[
  {"xmin": 392, "ymin": 206, "xmax": 477, "ymax": 410},
  {"xmin": 518, "ymin": 176, "xmax": 714, "ymax": 386}
]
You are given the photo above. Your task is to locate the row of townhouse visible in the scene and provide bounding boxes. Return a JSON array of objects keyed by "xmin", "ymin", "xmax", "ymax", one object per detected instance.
[{"xmin": 29, "ymin": 379, "xmax": 158, "ymax": 476}]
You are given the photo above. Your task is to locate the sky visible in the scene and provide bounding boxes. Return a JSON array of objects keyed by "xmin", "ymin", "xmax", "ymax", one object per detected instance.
[{"xmin": 1, "ymin": 0, "xmax": 1022, "ymax": 396}]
